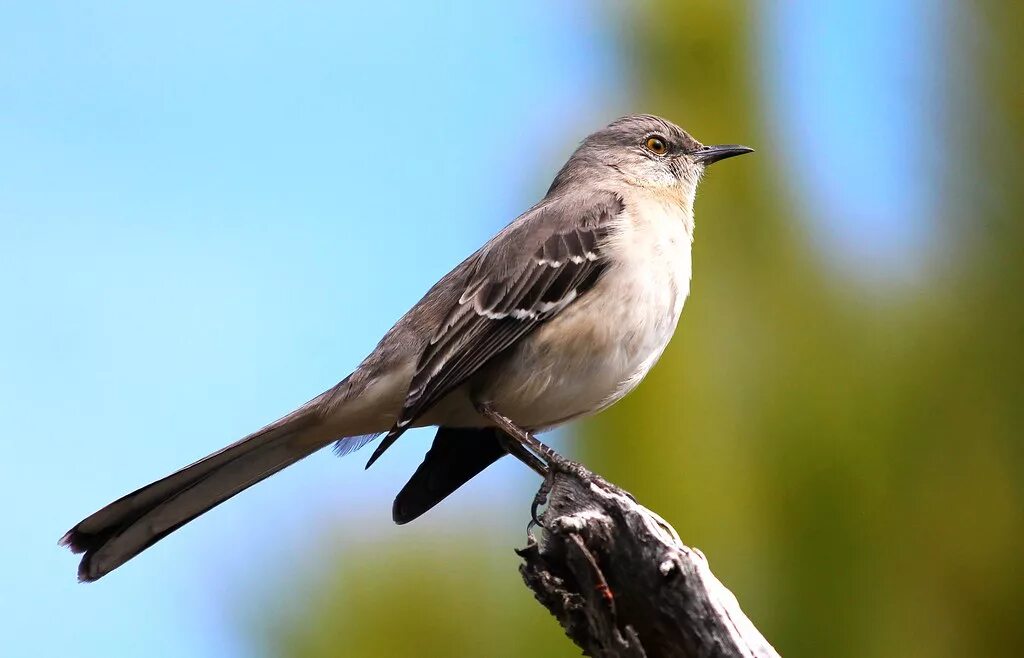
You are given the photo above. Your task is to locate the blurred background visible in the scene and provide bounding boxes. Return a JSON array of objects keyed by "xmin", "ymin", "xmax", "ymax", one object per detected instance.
[{"xmin": 1, "ymin": 1, "xmax": 1021, "ymax": 656}]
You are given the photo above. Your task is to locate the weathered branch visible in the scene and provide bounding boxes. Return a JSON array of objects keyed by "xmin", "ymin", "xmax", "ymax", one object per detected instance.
[{"xmin": 517, "ymin": 462, "xmax": 780, "ymax": 658}]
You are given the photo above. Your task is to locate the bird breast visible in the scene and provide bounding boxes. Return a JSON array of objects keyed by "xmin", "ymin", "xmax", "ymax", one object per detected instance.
[{"xmin": 481, "ymin": 196, "xmax": 694, "ymax": 429}]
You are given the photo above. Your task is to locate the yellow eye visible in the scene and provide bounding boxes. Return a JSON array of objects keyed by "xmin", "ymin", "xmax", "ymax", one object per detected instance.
[{"xmin": 645, "ymin": 136, "xmax": 668, "ymax": 155}]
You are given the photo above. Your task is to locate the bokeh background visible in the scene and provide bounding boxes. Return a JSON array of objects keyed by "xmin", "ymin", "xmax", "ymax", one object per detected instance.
[{"xmin": 1, "ymin": 2, "xmax": 1021, "ymax": 657}]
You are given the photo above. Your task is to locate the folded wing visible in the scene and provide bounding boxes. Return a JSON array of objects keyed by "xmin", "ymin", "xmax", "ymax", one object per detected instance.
[{"xmin": 365, "ymin": 191, "xmax": 623, "ymax": 467}]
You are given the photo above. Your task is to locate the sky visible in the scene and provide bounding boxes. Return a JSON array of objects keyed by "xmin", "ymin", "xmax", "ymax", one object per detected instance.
[
  {"xmin": 763, "ymin": 2, "xmax": 944, "ymax": 282},
  {"xmin": 0, "ymin": 2, "xmax": 938, "ymax": 656}
]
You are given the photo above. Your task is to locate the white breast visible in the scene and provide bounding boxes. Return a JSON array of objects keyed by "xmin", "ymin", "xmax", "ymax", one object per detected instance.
[
  {"xmin": 482, "ymin": 194, "xmax": 694, "ymax": 429},
  {"xmin": 590, "ymin": 196, "xmax": 693, "ymax": 403}
]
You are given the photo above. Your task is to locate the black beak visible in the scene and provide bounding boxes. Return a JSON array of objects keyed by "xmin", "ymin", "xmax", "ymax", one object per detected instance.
[{"xmin": 692, "ymin": 144, "xmax": 754, "ymax": 166}]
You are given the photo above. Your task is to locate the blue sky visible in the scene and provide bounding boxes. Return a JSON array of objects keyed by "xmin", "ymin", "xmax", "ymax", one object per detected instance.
[
  {"xmin": 0, "ymin": 2, "xmax": 939, "ymax": 656},
  {"xmin": 763, "ymin": 2, "xmax": 943, "ymax": 281}
]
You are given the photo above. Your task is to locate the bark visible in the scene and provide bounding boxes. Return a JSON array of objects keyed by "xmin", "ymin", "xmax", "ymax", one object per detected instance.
[{"xmin": 517, "ymin": 462, "xmax": 780, "ymax": 658}]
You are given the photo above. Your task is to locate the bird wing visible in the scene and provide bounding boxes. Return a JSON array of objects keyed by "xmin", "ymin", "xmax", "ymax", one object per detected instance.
[{"xmin": 365, "ymin": 190, "xmax": 623, "ymax": 467}]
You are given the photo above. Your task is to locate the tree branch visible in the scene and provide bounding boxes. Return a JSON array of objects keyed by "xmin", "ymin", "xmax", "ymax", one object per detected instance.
[{"xmin": 517, "ymin": 462, "xmax": 780, "ymax": 658}]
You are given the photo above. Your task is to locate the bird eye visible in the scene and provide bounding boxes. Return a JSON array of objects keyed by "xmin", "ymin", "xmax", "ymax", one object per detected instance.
[{"xmin": 644, "ymin": 135, "xmax": 668, "ymax": 155}]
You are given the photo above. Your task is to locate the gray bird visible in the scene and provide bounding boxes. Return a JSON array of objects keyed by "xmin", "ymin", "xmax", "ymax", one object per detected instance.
[{"xmin": 61, "ymin": 114, "xmax": 752, "ymax": 581}]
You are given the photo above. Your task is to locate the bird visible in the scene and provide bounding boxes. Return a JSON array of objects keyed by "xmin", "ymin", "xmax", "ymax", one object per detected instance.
[{"xmin": 60, "ymin": 114, "xmax": 752, "ymax": 582}]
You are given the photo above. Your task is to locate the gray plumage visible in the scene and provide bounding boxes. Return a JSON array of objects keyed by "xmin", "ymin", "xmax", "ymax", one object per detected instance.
[{"xmin": 61, "ymin": 114, "xmax": 752, "ymax": 581}]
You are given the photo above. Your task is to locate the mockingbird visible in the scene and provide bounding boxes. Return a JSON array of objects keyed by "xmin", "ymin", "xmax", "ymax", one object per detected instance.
[{"xmin": 61, "ymin": 114, "xmax": 752, "ymax": 581}]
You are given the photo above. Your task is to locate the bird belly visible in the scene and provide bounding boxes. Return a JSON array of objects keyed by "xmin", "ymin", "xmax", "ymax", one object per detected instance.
[{"xmin": 476, "ymin": 210, "xmax": 692, "ymax": 430}]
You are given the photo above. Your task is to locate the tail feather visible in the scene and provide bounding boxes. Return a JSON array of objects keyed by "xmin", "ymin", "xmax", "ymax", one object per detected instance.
[
  {"xmin": 392, "ymin": 426, "xmax": 507, "ymax": 525},
  {"xmin": 61, "ymin": 411, "xmax": 330, "ymax": 582}
]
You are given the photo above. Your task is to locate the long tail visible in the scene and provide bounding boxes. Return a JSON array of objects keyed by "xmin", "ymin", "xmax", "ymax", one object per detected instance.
[{"xmin": 60, "ymin": 402, "xmax": 339, "ymax": 582}]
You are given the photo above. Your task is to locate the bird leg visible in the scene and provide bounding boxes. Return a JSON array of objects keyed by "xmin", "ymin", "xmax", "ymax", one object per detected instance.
[
  {"xmin": 475, "ymin": 402, "xmax": 597, "ymax": 529},
  {"xmin": 474, "ymin": 402, "xmax": 577, "ymax": 476},
  {"xmin": 474, "ymin": 402, "xmax": 548, "ymax": 476}
]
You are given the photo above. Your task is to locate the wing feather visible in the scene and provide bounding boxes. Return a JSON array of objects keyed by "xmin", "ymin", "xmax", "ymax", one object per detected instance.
[{"xmin": 364, "ymin": 191, "xmax": 623, "ymax": 468}]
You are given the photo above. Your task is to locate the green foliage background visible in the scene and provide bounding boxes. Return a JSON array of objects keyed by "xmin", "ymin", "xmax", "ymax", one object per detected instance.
[{"xmin": 246, "ymin": 3, "xmax": 1023, "ymax": 656}]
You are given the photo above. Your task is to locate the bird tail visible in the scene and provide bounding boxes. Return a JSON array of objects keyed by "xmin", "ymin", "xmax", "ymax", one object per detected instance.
[{"xmin": 60, "ymin": 403, "xmax": 338, "ymax": 582}]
